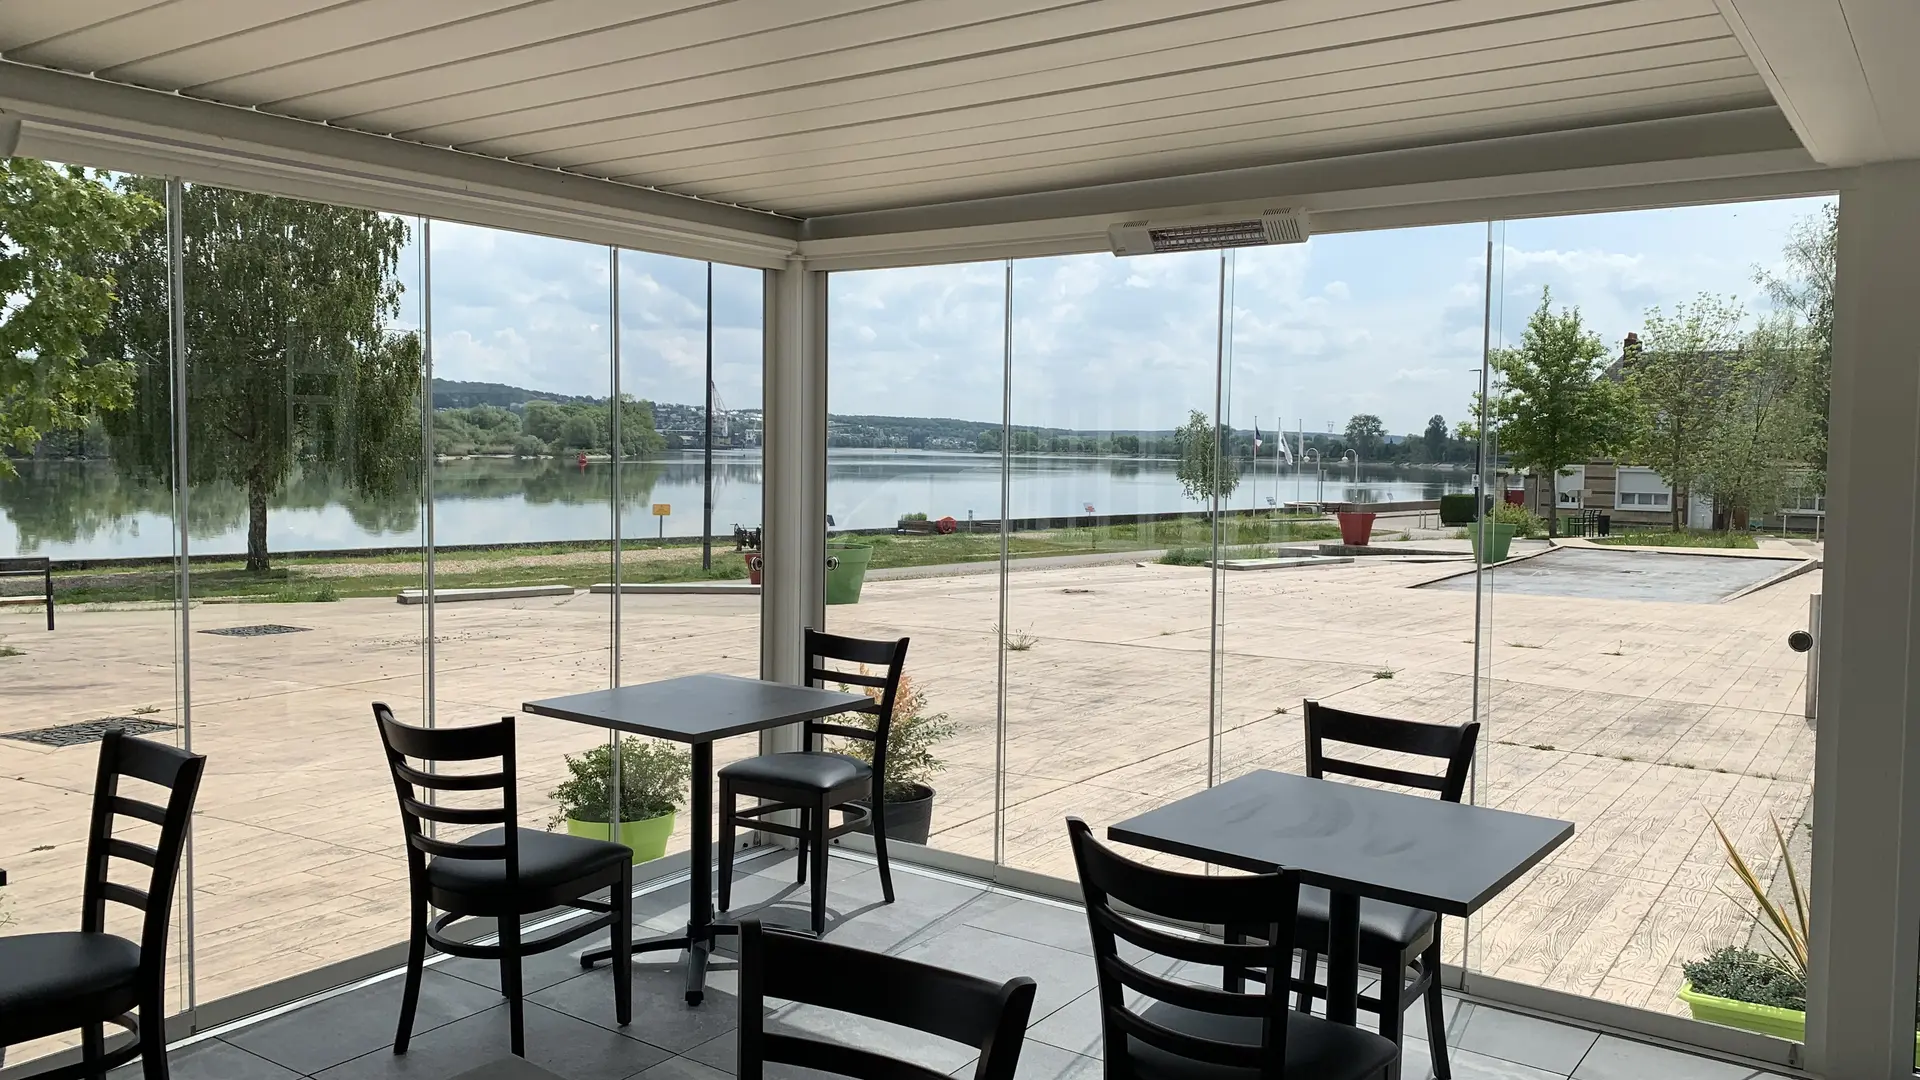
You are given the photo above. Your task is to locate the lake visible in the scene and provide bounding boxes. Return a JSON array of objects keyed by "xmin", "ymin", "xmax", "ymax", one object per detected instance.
[{"xmin": 0, "ymin": 452, "xmax": 1476, "ymax": 560}]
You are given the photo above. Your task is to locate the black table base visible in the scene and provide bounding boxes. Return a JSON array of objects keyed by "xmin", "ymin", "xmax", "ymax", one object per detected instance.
[{"xmin": 580, "ymin": 742, "xmax": 727, "ymax": 1004}]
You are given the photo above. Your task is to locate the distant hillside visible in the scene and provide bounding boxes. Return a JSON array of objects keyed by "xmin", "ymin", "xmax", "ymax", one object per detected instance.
[{"xmin": 430, "ymin": 379, "xmax": 597, "ymax": 409}]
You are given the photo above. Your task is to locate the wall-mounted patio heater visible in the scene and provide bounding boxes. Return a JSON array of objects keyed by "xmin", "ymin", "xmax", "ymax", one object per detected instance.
[{"xmin": 1107, "ymin": 207, "xmax": 1310, "ymax": 256}]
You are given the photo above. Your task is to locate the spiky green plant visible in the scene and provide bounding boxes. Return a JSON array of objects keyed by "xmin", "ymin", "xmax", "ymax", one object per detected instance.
[{"xmin": 1709, "ymin": 813, "xmax": 1809, "ymax": 983}]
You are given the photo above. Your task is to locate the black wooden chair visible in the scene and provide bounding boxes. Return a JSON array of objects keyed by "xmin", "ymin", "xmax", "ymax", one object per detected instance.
[
  {"xmin": 1068, "ymin": 817, "xmax": 1397, "ymax": 1080},
  {"xmin": 0, "ymin": 729, "xmax": 205, "ymax": 1080},
  {"xmin": 716, "ymin": 629, "xmax": 909, "ymax": 935},
  {"xmin": 1229, "ymin": 700, "xmax": 1479, "ymax": 1080},
  {"xmin": 374, "ymin": 704, "xmax": 632, "ymax": 1058},
  {"xmin": 736, "ymin": 918, "xmax": 1035, "ymax": 1080}
]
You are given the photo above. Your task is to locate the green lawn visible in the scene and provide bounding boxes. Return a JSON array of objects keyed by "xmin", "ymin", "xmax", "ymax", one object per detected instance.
[
  {"xmin": 1592, "ymin": 531, "xmax": 1760, "ymax": 549},
  {"xmin": 46, "ymin": 512, "xmax": 1344, "ymax": 605}
]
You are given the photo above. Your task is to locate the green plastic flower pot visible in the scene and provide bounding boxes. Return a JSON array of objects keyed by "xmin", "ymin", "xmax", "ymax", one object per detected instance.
[
  {"xmin": 1470, "ymin": 521, "xmax": 1518, "ymax": 563},
  {"xmin": 825, "ymin": 542, "xmax": 874, "ymax": 605},
  {"xmin": 566, "ymin": 811, "xmax": 674, "ymax": 863}
]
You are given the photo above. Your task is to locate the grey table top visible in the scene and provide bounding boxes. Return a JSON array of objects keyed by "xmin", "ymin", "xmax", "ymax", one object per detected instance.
[
  {"xmin": 523, "ymin": 674, "xmax": 868, "ymax": 743},
  {"xmin": 1108, "ymin": 770, "xmax": 1573, "ymax": 917}
]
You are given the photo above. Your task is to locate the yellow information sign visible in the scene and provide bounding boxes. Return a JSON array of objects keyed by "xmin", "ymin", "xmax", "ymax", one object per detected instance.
[{"xmin": 651, "ymin": 503, "xmax": 671, "ymax": 516}]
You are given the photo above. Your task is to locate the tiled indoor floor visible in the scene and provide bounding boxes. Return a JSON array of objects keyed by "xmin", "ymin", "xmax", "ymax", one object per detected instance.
[{"xmin": 135, "ymin": 851, "xmax": 1796, "ymax": 1080}]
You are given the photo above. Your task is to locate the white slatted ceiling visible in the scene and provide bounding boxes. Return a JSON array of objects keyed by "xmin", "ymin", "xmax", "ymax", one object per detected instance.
[{"xmin": 0, "ymin": 0, "xmax": 1775, "ymax": 218}]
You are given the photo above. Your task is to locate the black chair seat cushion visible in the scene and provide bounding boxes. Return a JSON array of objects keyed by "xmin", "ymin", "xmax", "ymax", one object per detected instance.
[
  {"xmin": 427, "ymin": 827, "xmax": 629, "ymax": 899},
  {"xmin": 1126, "ymin": 1001, "xmax": 1398, "ymax": 1080},
  {"xmin": 1295, "ymin": 886, "xmax": 1437, "ymax": 953},
  {"xmin": 719, "ymin": 751, "xmax": 871, "ymax": 793},
  {"xmin": 0, "ymin": 931, "xmax": 142, "ymax": 1041}
]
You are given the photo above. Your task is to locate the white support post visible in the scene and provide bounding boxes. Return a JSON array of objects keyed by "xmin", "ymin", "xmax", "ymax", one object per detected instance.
[
  {"xmin": 1806, "ymin": 160, "xmax": 1920, "ymax": 1080},
  {"xmin": 759, "ymin": 260, "xmax": 829, "ymax": 758}
]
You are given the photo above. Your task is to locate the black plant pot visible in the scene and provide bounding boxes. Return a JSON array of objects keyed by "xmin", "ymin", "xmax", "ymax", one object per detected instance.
[{"xmin": 840, "ymin": 784, "xmax": 935, "ymax": 846}]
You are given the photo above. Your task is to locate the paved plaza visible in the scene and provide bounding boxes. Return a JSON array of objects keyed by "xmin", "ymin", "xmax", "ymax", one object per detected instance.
[{"xmin": 0, "ymin": 541, "xmax": 1818, "ymax": 1033}]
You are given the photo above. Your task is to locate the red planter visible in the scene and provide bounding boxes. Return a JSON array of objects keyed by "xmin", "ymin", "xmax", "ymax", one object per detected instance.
[
  {"xmin": 1504, "ymin": 489, "xmax": 1526, "ymax": 506},
  {"xmin": 743, "ymin": 551, "xmax": 763, "ymax": 585},
  {"xmin": 1336, "ymin": 511, "xmax": 1376, "ymax": 546}
]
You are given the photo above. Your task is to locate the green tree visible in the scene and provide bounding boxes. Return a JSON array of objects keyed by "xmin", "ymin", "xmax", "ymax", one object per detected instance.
[
  {"xmin": 522, "ymin": 400, "xmax": 568, "ymax": 444},
  {"xmin": 1423, "ymin": 414, "xmax": 1448, "ymax": 462},
  {"xmin": 1, "ymin": 160, "xmax": 163, "ymax": 471},
  {"xmin": 1698, "ymin": 313, "xmax": 1819, "ymax": 528},
  {"xmin": 1489, "ymin": 289, "xmax": 1626, "ymax": 536},
  {"xmin": 1343, "ymin": 414, "xmax": 1385, "ymax": 459},
  {"xmin": 975, "ymin": 429, "xmax": 1001, "ymax": 454},
  {"xmin": 1172, "ymin": 408, "xmax": 1238, "ymax": 504},
  {"xmin": 1111, "ymin": 433, "xmax": 1141, "ymax": 456},
  {"xmin": 1625, "ymin": 294, "xmax": 1746, "ymax": 532},
  {"xmin": 617, "ymin": 397, "xmax": 665, "ymax": 458},
  {"xmin": 94, "ymin": 180, "xmax": 418, "ymax": 571},
  {"xmin": 1754, "ymin": 202, "xmax": 1835, "ymax": 484}
]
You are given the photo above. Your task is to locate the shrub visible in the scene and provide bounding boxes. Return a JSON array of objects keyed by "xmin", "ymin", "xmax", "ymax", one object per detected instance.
[
  {"xmin": 832, "ymin": 673, "xmax": 957, "ymax": 801},
  {"xmin": 1439, "ymin": 493, "xmax": 1479, "ymax": 524},
  {"xmin": 1159, "ymin": 546, "xmax": 1210, "ymax": 566},
  {"xmin": 1683, "ymin": 946, "xmax": 1805, "ymax": 1011},
  {"xmin": 548, "ymin": 737, "xmax": 690, "ymax": 825},
  {"xmin": 1489, "ymin": 501, "xmax": 1546, "ymax": 538},
  {"xmin": 900, "ymin": 512, "xmax": 928, "ymax": 521}
]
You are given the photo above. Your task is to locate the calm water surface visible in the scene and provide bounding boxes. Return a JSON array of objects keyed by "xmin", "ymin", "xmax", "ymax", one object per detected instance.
[{"xmin": 0, "ymin": 452, "xmax": 1473, "ymax": 559}]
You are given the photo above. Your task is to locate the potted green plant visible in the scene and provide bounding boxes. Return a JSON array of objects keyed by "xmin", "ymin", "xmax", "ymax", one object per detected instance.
[
  {"xmin": 833, "ymin": 673, "xmax": 957, "ymax": 845},
  {"xmin": 1676, "ymin": 814, "xmax": 1919, "ymax": 1061},
  {"xmin": 548, "ymin": 737, "xmax": 690, "ymax": 863}
]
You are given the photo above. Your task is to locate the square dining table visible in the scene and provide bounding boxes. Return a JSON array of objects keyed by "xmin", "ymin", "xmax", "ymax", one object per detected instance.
[
  {"xmin": 1108, "ymin": 769, "xmax": 1573, "ymax": 1026},
  {"xmin": 524, "ymin": 674, "xmax": 868, "ymax": 1005}
]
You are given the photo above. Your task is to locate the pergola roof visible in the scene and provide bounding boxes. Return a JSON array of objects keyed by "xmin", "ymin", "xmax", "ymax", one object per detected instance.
[{"xmin": 1, "ymin": 0, "xmax": 1914, "ymax": 265}]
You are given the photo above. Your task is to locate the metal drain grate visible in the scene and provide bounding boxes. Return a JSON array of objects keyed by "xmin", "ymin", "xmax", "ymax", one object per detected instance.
[
  {"xmin": 3, "ymin": 717, "xmax": 178, "ymax": 747},
  {"xmin": 199, "ymin": 624, "xmax": 311, "ymax": 638}
]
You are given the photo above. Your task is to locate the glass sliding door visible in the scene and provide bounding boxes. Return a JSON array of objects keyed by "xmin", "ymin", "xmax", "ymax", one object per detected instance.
[
  {"xmin": 999, "ymin": 250, "xmax": 1223, "ymax": 875},
  {"xmin": 175, "ymin": 184, "xmax": 428, "ymax": 1003},
  {"xmin": 1469, "ymin": 199, "xmax": 1832, "ymax": 1039},
  {"xmin": 824, "ymin": 261, "xmax": 1009, "ymax": 863}
]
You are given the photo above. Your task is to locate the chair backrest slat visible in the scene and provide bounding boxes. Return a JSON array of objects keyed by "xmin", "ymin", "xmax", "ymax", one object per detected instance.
[
  {"xmin": 1068, "ymin": 817, "xmax": 1298, "ymax": 1074},
  {"xmin": 1303, "ymin": 698, "xmax": 1480, "ymax": 803},
  {"xmin": 373, "ymin": 703, "xmax": 519, "ymax": 876},
  {"xmin": 738, "ymin": 920, "xmax": 1036, "ymax": 1080},
  {"xmin": 800, "ymin": 629, "xmax": 909, "ymax": 765},
  {"xmin": 80, "ymin": 729, "xmax": 206, "ymax": 969}
]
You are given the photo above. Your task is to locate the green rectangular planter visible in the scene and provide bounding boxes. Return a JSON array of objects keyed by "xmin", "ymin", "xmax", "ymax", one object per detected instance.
[
  {"xmin": 565, "ymin": 811, "xmax": 674, "ymax": 863},
  {"xmin": 1677, "ymin": 983, "xmax": 1920, "ymax": 1064}
]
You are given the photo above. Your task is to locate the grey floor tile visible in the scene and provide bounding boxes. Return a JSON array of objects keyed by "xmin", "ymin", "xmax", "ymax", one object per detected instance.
[
  {"xmin": 771, "ymin": 1003, "xmax": 980, "ymax": 1076},
  {"xmin": 1025, "ymin": 990, "xmax": 1106, "ymax": 1060},
  {"xmin": 1571, "ymin": 1035, "xmax": 1760, "ymax": 1080},
  {"xmin": 1406, "ymin": 1046, "xmax": 1569, "ymax": 1080},
  {"xmin": 312, "ymin": 1001, "xmax": 670, "ymax": 1080},
  {"xmin": 224, "ymin": 971, "xmax": 502, "ymax": 1076},
  {"xmin": 109, "ymin": 1040, "xmax": 302, "ymax": 1080},
  {"xmin": 530, "ymin": 961, "xmax": 743, "ymax": 1054},
  {"xmin": 631, "ymin": 1057, "xmax": 732, "ymax": 1080},
  {"xmin": 948, "ymin": 1039, "xmax": 1102, "ymax": 1080},
  {"xmin": 679, "ymin": 1031, "xmax": 839, "ymax": 1080},
  {"xmin": 437, "ymin": 919, "xmax": 617, "ymax": 995},
  {"xmin": 893, "ymin": 923, "xmax": 1098, "ymax": 1017},
  {"xmin": 1457, "ymin": 1006, "xmax": 1599, "ymax": 1074},
  {"xmin": 960, "ymin": 894, "xmax": 1098, "ymax": 955}
]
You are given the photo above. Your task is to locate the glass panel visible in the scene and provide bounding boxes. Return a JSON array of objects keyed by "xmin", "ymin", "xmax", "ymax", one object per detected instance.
[
  {"xmin": 824, "ymin": 261, "xmax": 1009, "ymax": 862},
  {"xmin": 0, "ymin": 163, "xmax": 184, "ymax": 1064},
  {"xmin": 171, "ymin": 183, "xmax": 426, "ymax": 1003},
  {"xmin": 616, "ymin": 251, "xmax": 764, "ymax": 859},
  {"xmin": 1471, "ymin": 198, "xmax": 1832, "ymax": 1033},
  {"xmin": 1216, "ymin": 224, "xmax": 1495, "ymax": 986},
  {"xmin": 1000, "ymin": 250, "xmax": 1223, "ymax": 875},
  {"xmin": 427, "ymin": 223, "xmax": 612, "ymax": 857}
]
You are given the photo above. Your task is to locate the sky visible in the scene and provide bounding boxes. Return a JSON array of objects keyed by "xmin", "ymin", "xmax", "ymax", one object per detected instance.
[{"xmin": 404, "ymin": 195, "xmax": 1833, "ymax": 437}]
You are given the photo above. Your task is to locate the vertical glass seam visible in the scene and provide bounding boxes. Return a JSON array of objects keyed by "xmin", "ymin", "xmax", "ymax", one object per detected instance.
[
  {"xmin": 1207, "ymin": 249, "xmax": 1229, "ymax": 789},
  {"xmin": 608, "ymin": 247, "xmax": 622, "ymax": 835},
  {"xmin": 166, "ymin": 175, "xmax": 198, "ymax": 1020},
  {"xmin": 995, "ymin": 258, "xmax": 1013, "ymax": 868},
  {"xmin": 421, "ymin": 218, "xmax": 437, "ymax": 730}
]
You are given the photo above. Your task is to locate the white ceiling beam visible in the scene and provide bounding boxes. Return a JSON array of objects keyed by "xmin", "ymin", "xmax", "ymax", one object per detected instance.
[
  {"xmin": 0, "ymin": 60, "xmax": 802, "ymax": 267},
  {"xmin": 1716, "ymin": 0, "xmax": 1920, "ymax": 165},
  {"xmin": 798, "ymin": 107, "xmax": 1834, "ymax": 269}
]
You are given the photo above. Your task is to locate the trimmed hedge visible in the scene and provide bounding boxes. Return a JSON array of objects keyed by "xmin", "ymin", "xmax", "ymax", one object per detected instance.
[{"xmin": 1439, "ymin": 493, "xmax": 1482, "ymax": 525}]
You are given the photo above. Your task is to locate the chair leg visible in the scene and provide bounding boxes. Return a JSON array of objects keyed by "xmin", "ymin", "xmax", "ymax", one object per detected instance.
[
  {"xmin": 796, "ymin": 806, "xmax": 810, "ymax": 885},
  {"xmin": 140, "ymin": 982, "xmax": 169, "ymax": 1080},
  {"xmin": 1222, "ymin": 926, "xmax": 1246, "ymax": 993},
  {"xmin": 82, "ymin": 1021, "xmax": 106, "ymax": 1080},
  {"xmin": 870, "ymin": 792, "xmax": 895, "ymax": 905},
  {"xmin": 395, "ymin": 897, "xmax": 427, "ymax": 1053},
  {"xmin": 613, "ymin": 865, "xmax": 633, "ymax": 1027},
  {"xmin": 809, "ymin": 797, "xmax": 830, "ymax": 936},
  {"xmin": 1422, "ymin": 938, "xmax": 1451, "ymax": 1080},
  {"xmin": 717, "ymin": 781, "xmax": 736, "ymax": 914},
  {"xmin": 500, "ymin": 914, "xmax": 526, "ymax": 1058},
  {"xmin": 1295, "ymin": 949, "xmax": 1318, "ymax": 1012},
  {"xmin": 1377, "ymin": 955, "xmax": 1407, "ymax": 1080}
]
